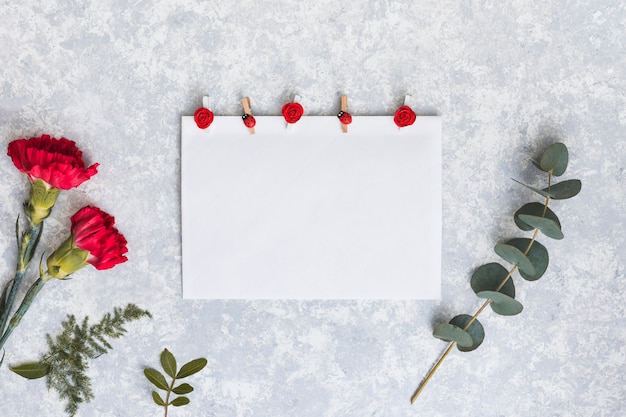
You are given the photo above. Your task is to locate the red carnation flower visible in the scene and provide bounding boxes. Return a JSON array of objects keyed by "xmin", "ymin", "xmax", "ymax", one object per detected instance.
[
  {"xmin": 194, "ymin": 107, "xmax": 214, "ymax": 129},
  {"xmin": 394, "ymin": 105, "xmax": 416, "ymax": 128},
  {"xmin": 242, "ymin": 114, "xmax": 256, "ymax": 128},
  {"xmin": 71, "ymin": 206, "xmax": 128, "ymax": 270},
  {"xmin": 282, "ymin": 102, "xmax": 304, "ymax": 124},
  {"xmin": 337, "ymin": 111, "xmax": 352, "ymax": 125},
  {"xmin": 7, "ymin": 134, "xmax": 98, "ymax": 190}
]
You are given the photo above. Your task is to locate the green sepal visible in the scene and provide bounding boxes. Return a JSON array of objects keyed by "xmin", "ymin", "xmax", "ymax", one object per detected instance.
[
  {"xmin": 543, "ymin": 179, "xmax": 581, "ymax": 200},
  {"xmin": 171, "ymin": 396, "xmax": 190, "ymax": 406},
  {"xmin": 25, "ymin": 179, "xmax": 60, "ymax": 226},
  {"xmin": 160, "ymin": 348, "xmax": 177, "ymax": 379},
  {"xmin": 476, "ymin": 291, "xmax": 524, "ymax": 316},
  {"xmin": 176, "ymin": 358, "xmax": 207, "ymax": 379},
  {"xmin": 470, "ymin": 263, "xmax": 515, "ymax": 298},
  {"xmin": 433, "ymin": 315, "xmax": 485, "ymax": 352},
  {"xmin": 10, "ymin": 362, "xmax": 51, "ymax": 379},
  {"xmin": 514, "ymin": 202, "xmax": 561, "ymax": 232},
  {"xmin": 505, "ymin": 238, "xmax": 549, "ymax": 281},
  {"xmin": 173, "ymin": 383, "xmax": 194, "ymax": 395},
  {"xmin": 517, "ymin": 214, "xmax": 564, "ymax": 240},
  {"xmin": 494, "ymin": 243, "xmax": 536, "ymax": 276},
  {"xmin": 144, "ymin": 368, "xmax": 169, "ymax": 390},
  {"xmin": 152, "ymin": 391, "xmax": 165, "ymax": 406},
  {"xmin": 539, "ymin": 142, "xmax": 568, "ymax": 176}
]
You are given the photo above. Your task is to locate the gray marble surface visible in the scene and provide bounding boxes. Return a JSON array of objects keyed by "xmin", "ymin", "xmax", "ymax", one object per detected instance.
[{"xmin": 0, "ymin": 1, "xmax": 625, "ymax": 416}]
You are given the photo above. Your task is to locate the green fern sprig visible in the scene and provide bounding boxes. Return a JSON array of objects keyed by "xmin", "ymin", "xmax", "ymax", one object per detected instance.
[{"xmin": 11, "ymin": 304, "xmax": 151, "ymax": 416}]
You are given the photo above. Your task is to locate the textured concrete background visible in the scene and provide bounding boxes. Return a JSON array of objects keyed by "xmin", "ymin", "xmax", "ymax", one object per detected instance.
[{"xmin": 0, "ymin": 1, "xmax": 625, "ymax": 416}]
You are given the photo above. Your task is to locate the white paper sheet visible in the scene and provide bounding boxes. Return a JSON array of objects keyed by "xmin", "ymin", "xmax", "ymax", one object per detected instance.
[{"xmin": 181, "ymin": 116, "xmax": 441, "ymax": 299}]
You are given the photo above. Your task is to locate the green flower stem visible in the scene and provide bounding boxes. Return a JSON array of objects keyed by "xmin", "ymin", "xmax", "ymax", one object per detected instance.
[
  {"xmin": 0, "ymin": 276, "xmax": 48, "ymax": 351},
  {"xmin": 411, "ymin": 174, "xmax": 553, "ymax": 404},
  {"xmin": 0, "ymin": 222, "xmax": 43, "ymax": 336}
]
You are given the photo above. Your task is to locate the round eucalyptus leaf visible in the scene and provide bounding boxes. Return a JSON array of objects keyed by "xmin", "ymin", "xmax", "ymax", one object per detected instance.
[
  {"xmin": 543, "ymin": 179, "xmax": 581, "ymax": 200},
  {"xmin": 494, "ymin": 243, "xmax": 536, "ymax": 276},
  {"xmin": 476, "ymin": 291, "xmax": 524, "ymax": 316},
  {"xmin": 506, "ymin": 238, "xmax": 549, "ymax": 281},
  {"xmin": 517, "ymin": 214, "xmax": 564, "ymax": 240},
  {"xmin": 433, "ymin": 323, "xmax": 473, "ymax": 348},
  {"xmin": 513, "ymin": 179, "xmax": 553, "ymax": 199},
  {"xmin": 450, "ymin": 315, "xmax": 485, "ymax": 352},
  {"xmin": 539, "ymin": 143, "xmax": 568, "ymax": 176},
  {"xmin": 514, "ymin": 202, "xmax": 561, "ymax": 232},
  {"xmin": 470, "ymin": 263, "xmax": 515, "ymax": 298}
]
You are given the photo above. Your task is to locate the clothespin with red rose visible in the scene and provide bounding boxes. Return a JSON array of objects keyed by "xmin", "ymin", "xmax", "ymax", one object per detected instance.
[
  {"xmin": 193, "ymin": 96, "xmax": 215, "ymax": 130},
  {"xmin": 394, "ymin": 95, "xmax": 417, "ymax": 130},
  {"xmin": 282, "ymin": 95, "xmax": 304, "ymax": 130},
  {"xmin": 337, "ymin": 95, "xmax": 352, "ymax": 133},
  {"xmin": 241, "ymin": 97, "xmax": 256, "ymax": 135}
]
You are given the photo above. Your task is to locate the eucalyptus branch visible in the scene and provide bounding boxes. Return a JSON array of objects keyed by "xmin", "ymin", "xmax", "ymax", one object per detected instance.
[{"xmin": 411, "ymin": 143, "xmax": 581, "ymax": 403}]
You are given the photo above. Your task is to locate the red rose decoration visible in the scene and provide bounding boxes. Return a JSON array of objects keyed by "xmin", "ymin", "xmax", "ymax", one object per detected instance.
[
  {"xmin": 70, "ymin": 206, "xmax": 128, "ymax": 270},
  {"xmin": 194, "ymin": 107, "xmax": 214, "ymax": 129},
  {"xmin": 242, "ymin": 114, "xmax": 256, "ymax": 128},
  {"xmin": 393, "ymin": 105, "xmax": 416, "ymax": 128},
  {"xmin": 282, "ymin": 102, "xmax": 304, "ymax": 124},
  {"xmin": 337, "ymin": 111, "xmax": 352, "ymax": 125},
  {"xmin": 7, "ymin": 134, "xmax": 99, "ymax": 190}
]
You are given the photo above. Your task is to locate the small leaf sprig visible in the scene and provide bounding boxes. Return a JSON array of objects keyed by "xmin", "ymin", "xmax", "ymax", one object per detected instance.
[
  {"xmin": 145, "ymin": 349, "xmax": 207, "ymax": 416},
  {"xmin": 10, "ymin": 304, "xmax": 151, "ymax": 416},
  {"xmin": 411, "ymin": 143, "xmax": 581, "ymax": 403}
]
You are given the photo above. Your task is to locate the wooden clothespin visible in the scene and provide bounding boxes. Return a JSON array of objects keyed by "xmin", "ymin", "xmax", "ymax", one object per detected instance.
[
  {"xmin": 337, "ymin": 95, "xmax": 352, "ymax": 133},
  {"xmin": 241, "ymin": 97, "xmax": 256, "ymax": 135}
]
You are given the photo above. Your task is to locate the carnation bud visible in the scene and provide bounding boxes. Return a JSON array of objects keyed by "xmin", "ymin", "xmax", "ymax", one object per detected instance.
[
  {"xmin": 46, "ymin": 237, "xmax": 89, "ymax": 279},
  {"xmin": 25, "ymin": 179, "xmax": 60, "ymax": 226}
]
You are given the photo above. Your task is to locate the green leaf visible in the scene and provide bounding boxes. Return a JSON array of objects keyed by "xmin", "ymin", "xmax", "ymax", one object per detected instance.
[
  {"xmin": 517, "ymin": 214, "xmax": 564, "ymax": 240},
  {"xmin": 176, "ymin": 358, "xmax": 207, "ymax": 379},
  {"xmin": 433, "ymin": 315, "xmax": 485, "ymax": 352},
  {"xmin": 506, "ymin": 238, "xmax": 549, "ymax": 281},
  {"xmin": 171, "ymin": 396, "xmax": 190, "ymax": 407},
  {"xmin": 470, "ymin": 263, "xmax": 515, "ymax": 298},
  {"xmin": 476, "ymin": 291, "xmax": 524, "ymax": 316},
  {"xmin": 539, "ymin": 142, "xmax": 568, "ymax": 176},
  {"xmin": 152, "ymin": 391, "xmax": 165, "ymax": 406},
  {"xmin": 173, "ymin": 383, "xmax": 194, "ymax": 395},
  {"xmin": 144, "ymin": 368, "xmax": 169, "ymax": 390},
  {"xmin": 450, "ymin": 315, "xmax": 485, "ymax": 352},
  {"xmin": 514, "ymin": 202, "xmax": 561, "ymax": 232},
  {"xmin": 494, "ymin": 243, "xmax": 536, "ymax": 276},
  {"xmin": 160, "ymin": 349, "xmax": 177, "ymax": 379},
  {"xmin": 10, "ymin": 362, "xmax": 51, "ymax": 379},
  {"xmin": 433, "ymin": 323, "xmax": 472, "ymax": 348},
  {"xmin": 512, "ymin": 179, "xmax": 553, "ymax": 199},
  {"xmin": 543, "ymin": 179, "xmax": 581, "ymax": 200}
]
